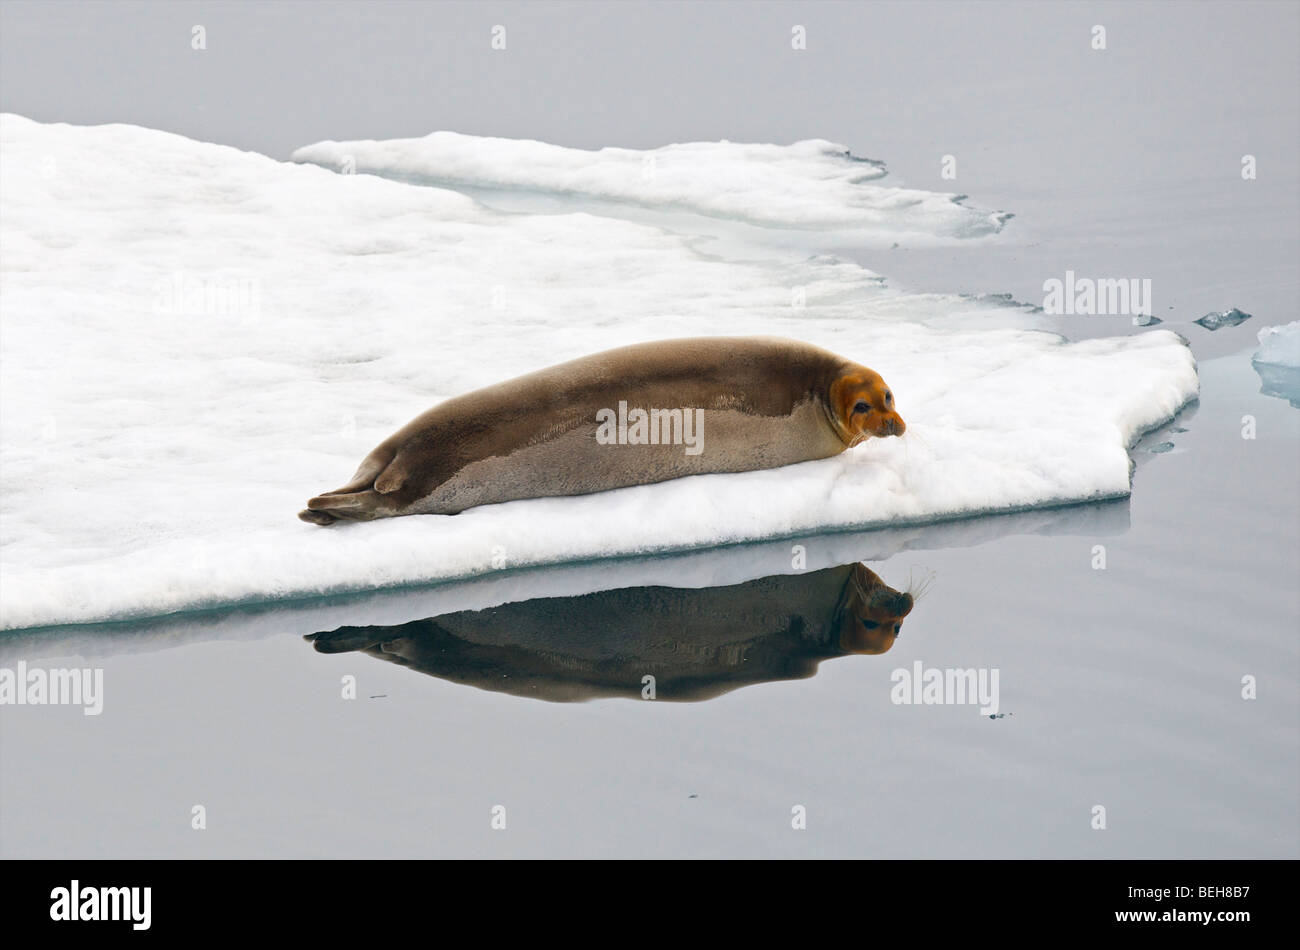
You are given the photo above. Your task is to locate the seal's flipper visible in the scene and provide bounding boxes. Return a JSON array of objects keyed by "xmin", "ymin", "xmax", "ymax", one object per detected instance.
[
  {"xmin": 298, "ymin": 508, "xmax": 339, "ymax": 525},
  {"xmin": 318, "ymin": 451, "xmax": 393, "ymax": 497},
  {"xmin": 301, "ymin": 448, "xmax": 400, "ymax": 525},
  {"xmin": 306, "ymin": 492, "xmax": 366, "ymax": 510},
  {"xmin": 373, "ymin": 458, "xmax": 409, "ymax": 495},
  {"xmin": 302, "ymin": 488, "xmax": 390, "ymax": 523}
]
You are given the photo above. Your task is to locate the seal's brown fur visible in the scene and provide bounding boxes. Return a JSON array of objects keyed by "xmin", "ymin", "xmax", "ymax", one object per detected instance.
[{"xmin": 300, "ymin": 336, "xmax": 905, "ymax": 524}]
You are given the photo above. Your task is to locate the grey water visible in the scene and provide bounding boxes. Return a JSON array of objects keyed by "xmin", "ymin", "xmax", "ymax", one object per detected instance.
[{"xmin": 1, "ymin": 0, "xmax": 1297, "ymax": 859}]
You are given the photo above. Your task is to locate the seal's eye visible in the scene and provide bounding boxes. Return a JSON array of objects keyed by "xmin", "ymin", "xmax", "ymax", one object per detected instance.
[
  {"xmin": 885, "ymin": 391, "xmax": 893, "ymax": 405},
  {"xmin": 853, "ymin": 401, "xmax": 870, "ymax": 414},
  {"xmin": 861, "ymin": 620, "xmax": 879, "ymax": 629}
]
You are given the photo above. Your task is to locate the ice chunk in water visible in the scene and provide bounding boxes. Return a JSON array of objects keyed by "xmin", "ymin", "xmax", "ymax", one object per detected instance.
[
  {"xmin": 1194, "ymin": 308, "xmax": 1252, "ymax": 331},
  {"xmin": 1253, "ymin": 321, "xmax": 1300, "ymax": 368}
]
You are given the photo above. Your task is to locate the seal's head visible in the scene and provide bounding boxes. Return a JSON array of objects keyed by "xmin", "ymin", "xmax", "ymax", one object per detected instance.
[
  {"xmin": 828, "ymin": 366, "xmax": 906, "ymax": 446},
  {"xmin": 835, "ymin": 563, "xmax": 914, "ymax": 655}
]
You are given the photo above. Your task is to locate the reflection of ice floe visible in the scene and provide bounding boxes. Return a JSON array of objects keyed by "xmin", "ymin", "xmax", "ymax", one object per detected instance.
[
  {"xmin": 292, "ymin": 132, "xmax": 1010, "ymax": 242},
  {"xmin": 1194, "ymin": 308, "xmax": 1252, "ymax": 330},
  {"xmin": 1250, "ymin": 322, "xmax": 1300, "ymax": 407},
  {"xmin": 307, "ymin": 563, "xmax": 914, "ymax": 702},
  {"xmin": 1252, "ymin": 363, "xmax": 1300, "ymax": 408},
  {"xmin": 0, "ymin": 115, "xmax": 1195, "ymax": 630}
]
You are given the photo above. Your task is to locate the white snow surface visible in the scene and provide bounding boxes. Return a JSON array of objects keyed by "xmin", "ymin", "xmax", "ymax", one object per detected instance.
[
  {"xmin": 1254, "ymin": 321, "xmax": 1300, "ymax": 367},
  {"xmin": 291, "ymin": 132, "xmax": 1009, "ymax": 242},
  {"xmin": 0, "ymin": 115, "xmax": 1197, "ymax": 630}
]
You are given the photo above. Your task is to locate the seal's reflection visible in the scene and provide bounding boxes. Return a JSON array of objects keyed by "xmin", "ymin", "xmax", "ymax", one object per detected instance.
[{"xmin": 307, "ymin": 563, "xmax": 915, "ymax": 702}]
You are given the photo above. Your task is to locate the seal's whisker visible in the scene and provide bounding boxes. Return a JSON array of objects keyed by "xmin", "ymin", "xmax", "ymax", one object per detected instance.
[
  {"xmin": 907, "ymin": 568, "xmax": 936, "ymax": 602},
  {"xmin": 850, "ymin": 571, "xmax": 871, "ymax": 603},
  {"xmin": 905, "ymin": 428, "xmax": 933, "ymax": 453}
]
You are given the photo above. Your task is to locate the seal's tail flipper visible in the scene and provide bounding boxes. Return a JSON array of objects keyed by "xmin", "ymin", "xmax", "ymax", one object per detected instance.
[
  {"xmin": 373, "ymin": 456, "xmax": 409, "ymax": 494},
  {"xmin": 299, "ymin": 448, "xmax": 398, "ymax": 526},
  {"xmin": 301, "ymin": 488, "xmax": 389, "ymax": 523},
  {"xmin": 317, "ymin": 451, "xmax": 392, "ymax": 497},
  {"xmin": 298, "ymin": 508, "xmax": 339, "ymax": 525}
]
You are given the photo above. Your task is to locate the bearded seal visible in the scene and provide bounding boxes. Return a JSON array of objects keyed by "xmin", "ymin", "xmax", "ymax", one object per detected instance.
[
  {"xmin": 299, "ymin": 336, "xmax": 905, "ymax": 525},
  {"xmin": 307, "ymin": 562, "xmax": 917, "ymax": 701}
]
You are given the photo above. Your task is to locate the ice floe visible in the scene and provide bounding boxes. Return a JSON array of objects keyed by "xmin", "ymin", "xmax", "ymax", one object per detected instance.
[{"xmin": 0, "ymin": 115, "xmax": 1196, "ymax": 629}]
